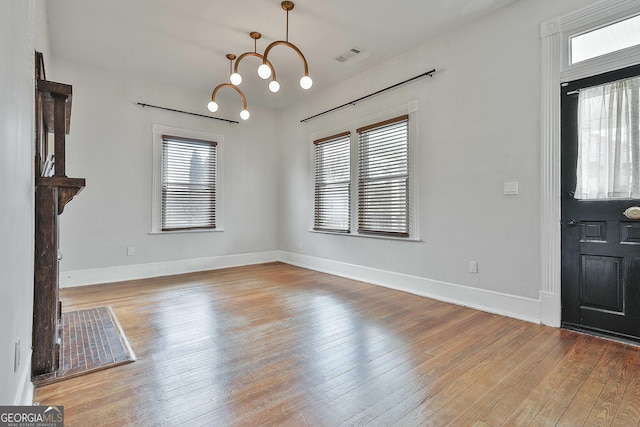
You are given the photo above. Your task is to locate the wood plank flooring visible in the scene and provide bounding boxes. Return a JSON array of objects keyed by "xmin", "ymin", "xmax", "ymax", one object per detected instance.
[{"xmin": 34, "ymin": 262, "xmax": 640, "ymax": 426}]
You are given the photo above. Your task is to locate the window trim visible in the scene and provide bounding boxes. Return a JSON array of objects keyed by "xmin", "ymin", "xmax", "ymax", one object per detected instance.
[
  {"xmin": 309, "ymin": 103, "xmax": 419, "ymax": 241},
  {"xmin": 557, "ymin": 0, "xmax": 640, "ymax": 83},
  {"xmin": 151, "ymin": 124, "xmax": 224, "ymax": 234}
]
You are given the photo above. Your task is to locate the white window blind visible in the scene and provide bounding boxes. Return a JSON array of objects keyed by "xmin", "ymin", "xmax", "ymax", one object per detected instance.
[
  {"xmin": 161, "ymin": 135, "xmax": 217, "ymax": 231},
  {"xmin": 357, "ymin": 115, "xmax": 409, "ymax": 237},
  {"xmin": 314, "ymin": 132, "xmax": 351, "ymax": 232}
]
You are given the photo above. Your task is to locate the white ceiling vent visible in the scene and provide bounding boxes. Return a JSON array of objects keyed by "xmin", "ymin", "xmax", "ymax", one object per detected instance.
[{"xmin": 335, "ymin": 48, "xmax": 361, "ymax": 63}]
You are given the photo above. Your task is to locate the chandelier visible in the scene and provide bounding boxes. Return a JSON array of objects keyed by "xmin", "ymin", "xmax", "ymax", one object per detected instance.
[
  {"xmin": 230, "ymin": 32, "xmax": 279, "ymax": 93},
  {"xmin": 207, "ymin": 54, "xmax": 250, "ymax": 120},
  {"xmin": 207, "ymin": 1, "xmax": 312, "ymax": 120}
]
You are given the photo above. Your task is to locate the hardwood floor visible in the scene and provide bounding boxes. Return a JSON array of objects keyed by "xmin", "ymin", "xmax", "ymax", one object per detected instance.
[{"xmin": 34, "ymin": 262, "xmax": 640, "ymax": 426}]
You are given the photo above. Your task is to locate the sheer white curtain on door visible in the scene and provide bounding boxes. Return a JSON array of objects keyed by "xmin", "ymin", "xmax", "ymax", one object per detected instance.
[{"xmin": 575, "ymin": 75, "xmax": 640, "ymax": 199}]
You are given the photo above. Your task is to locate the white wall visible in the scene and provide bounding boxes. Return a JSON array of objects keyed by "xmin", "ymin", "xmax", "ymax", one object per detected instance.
[
  {"xmin": 53, "ymin": 60, "xmax": 280, "ymax": 285},
  {"xmin": 277, "ymin": 0, "xmax": 598, "ymax": 314},
  {"xmin": 53, "ymin": 0, "xmax": 599, "ymax": 317},
  {"xmin": 0, "ymin": 0, "xmax": 49, "ymax": 406}
]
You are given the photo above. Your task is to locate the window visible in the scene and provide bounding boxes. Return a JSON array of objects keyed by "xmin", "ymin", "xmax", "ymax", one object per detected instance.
[
  {"xmin": 312, "ymin": 113, "xmax": 414, "ymax": 239},
  {"xmin": 161, "ymin": 135, "xmax": 217, "ymax": 231},
  {"xmin": 575, "ymin": 74, "xmax": 640, "ymax": 199},
  {"xmin": 557, "ymin": 2, "xmax": 640, "ymax": 83},
  {"xmin": 313, "ymin": 132, "xmax": 351, "ymax": 232},
  {"xmin": 571, "ymin": 14, "xmax": 640, "ymax": 65},
  {"xmin": 357, "ymin": 115, "xmax": 409, "ymax": 236},
  {"xmin": 152, "ymin": 125, "xmax": 223, "ymax": 233}
]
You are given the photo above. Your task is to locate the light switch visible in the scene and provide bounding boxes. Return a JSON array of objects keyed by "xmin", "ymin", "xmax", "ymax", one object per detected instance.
[{"xmin": 504, "ymin": 181, "xmax": 519, "ymax": 195}]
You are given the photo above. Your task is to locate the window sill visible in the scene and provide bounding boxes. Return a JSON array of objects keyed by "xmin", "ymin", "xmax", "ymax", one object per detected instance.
[
  {"xmin": 308, "ymin": 229, "xmax": 422, "ymax": 242},
  {"xmin": 149, "ymin": 228, "xmax": 224, "ymax": 235}
]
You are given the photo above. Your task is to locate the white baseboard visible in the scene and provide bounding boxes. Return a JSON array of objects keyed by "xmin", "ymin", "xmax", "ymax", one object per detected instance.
[
  {"xmin": 278, "ymin": 251, "xmax": 542, "ymax": 324},
  {"xmin": 60, "ymin": 251, "xmax": 279, "ymax": 287},
  {"xmin": 59, "ymin": 249, "xmax": 543, "ymax": 324},
  {"xmin": 540, "ymin": 291, "xmax": 561, "ymax": 327},
  {"xmin": 14, "ymin": 349, "xmax": 33, "ymax": 405}
]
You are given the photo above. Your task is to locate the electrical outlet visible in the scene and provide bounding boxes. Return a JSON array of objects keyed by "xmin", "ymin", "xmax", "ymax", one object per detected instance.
[
  {"xmin": 127, "ymin": 246, "xmax": 135, "ymax": 256},
  {"xmin": 14, "ymin": 339, "xmax": 20, "ymax": 372},
  {"xmin": 469, "ymin": 261, "xmax": 479, "ymax": 273}
]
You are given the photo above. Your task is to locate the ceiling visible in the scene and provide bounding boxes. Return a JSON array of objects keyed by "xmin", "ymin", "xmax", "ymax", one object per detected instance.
[{"xmin": 46, "ymin": 0, "xmax": 520, "ymax": 111}]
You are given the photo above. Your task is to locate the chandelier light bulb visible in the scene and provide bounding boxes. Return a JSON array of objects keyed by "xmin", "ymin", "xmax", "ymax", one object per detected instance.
[
  {"xmin": 269, "ymin": 80, "xmax": 280, "ymax": 93},
  {"xmin": 300, "ymin": 75, "xmax": 313, "ymax": 90},
  {"xmin": 230, "ymin": 73, "xmax": 242, "ymax": 85},
  {"xmin": 240, "ymin": 109, "xmax": 250, "ymax": 120},
  {"xmin": 257, "ymin": 64, "xmax": 272, "ymax": 79},
  {"xmin": 207, "ymin": 101, "xmax": 219, "ymax": 112}
]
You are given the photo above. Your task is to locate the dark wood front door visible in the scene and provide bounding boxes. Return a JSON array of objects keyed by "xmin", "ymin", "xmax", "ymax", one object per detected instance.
[{"xmin": 561, "ymin": 64, "xmax": 640, "ymax": 342}]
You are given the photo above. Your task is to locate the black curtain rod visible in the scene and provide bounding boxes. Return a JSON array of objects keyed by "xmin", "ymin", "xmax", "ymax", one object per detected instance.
[
  {"xmin": 137, "ymin": 102, "xmax": 239, "ymax": 124},
  {"xmin": 300, "ymin": 69, "xmax": 436, "ymax": 123}
]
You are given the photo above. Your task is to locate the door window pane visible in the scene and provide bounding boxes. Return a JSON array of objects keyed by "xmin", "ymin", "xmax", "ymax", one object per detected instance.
[{"xmin": 575, "ymin": 75, "xmax": 640, "ymax": 199}]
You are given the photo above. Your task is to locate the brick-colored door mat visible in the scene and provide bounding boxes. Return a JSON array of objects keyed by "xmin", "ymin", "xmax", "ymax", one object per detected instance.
[{"xmin": 33, "ymin": 306, "xmax": 136, "ymax": 386}]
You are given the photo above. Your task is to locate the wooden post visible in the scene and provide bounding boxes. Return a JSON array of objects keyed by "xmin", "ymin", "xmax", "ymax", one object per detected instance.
[{"xmin": 32, "ymin": 186, "xmax": 60, "ymax": 375}]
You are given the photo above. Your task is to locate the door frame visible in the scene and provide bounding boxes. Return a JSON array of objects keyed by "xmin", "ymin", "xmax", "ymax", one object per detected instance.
[{"xmin": 540, "ymin": 0, "xmax": 640, "ymax": 326}]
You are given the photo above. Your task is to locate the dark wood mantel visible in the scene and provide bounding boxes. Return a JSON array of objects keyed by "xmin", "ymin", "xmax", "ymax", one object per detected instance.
[
  {"xmin": 32, "ymin": 52, "xmax": 86, "ymax": 377},
  {"xmin": 37, "ymin": 177, "xmax": 85, "ymax": 215}
]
